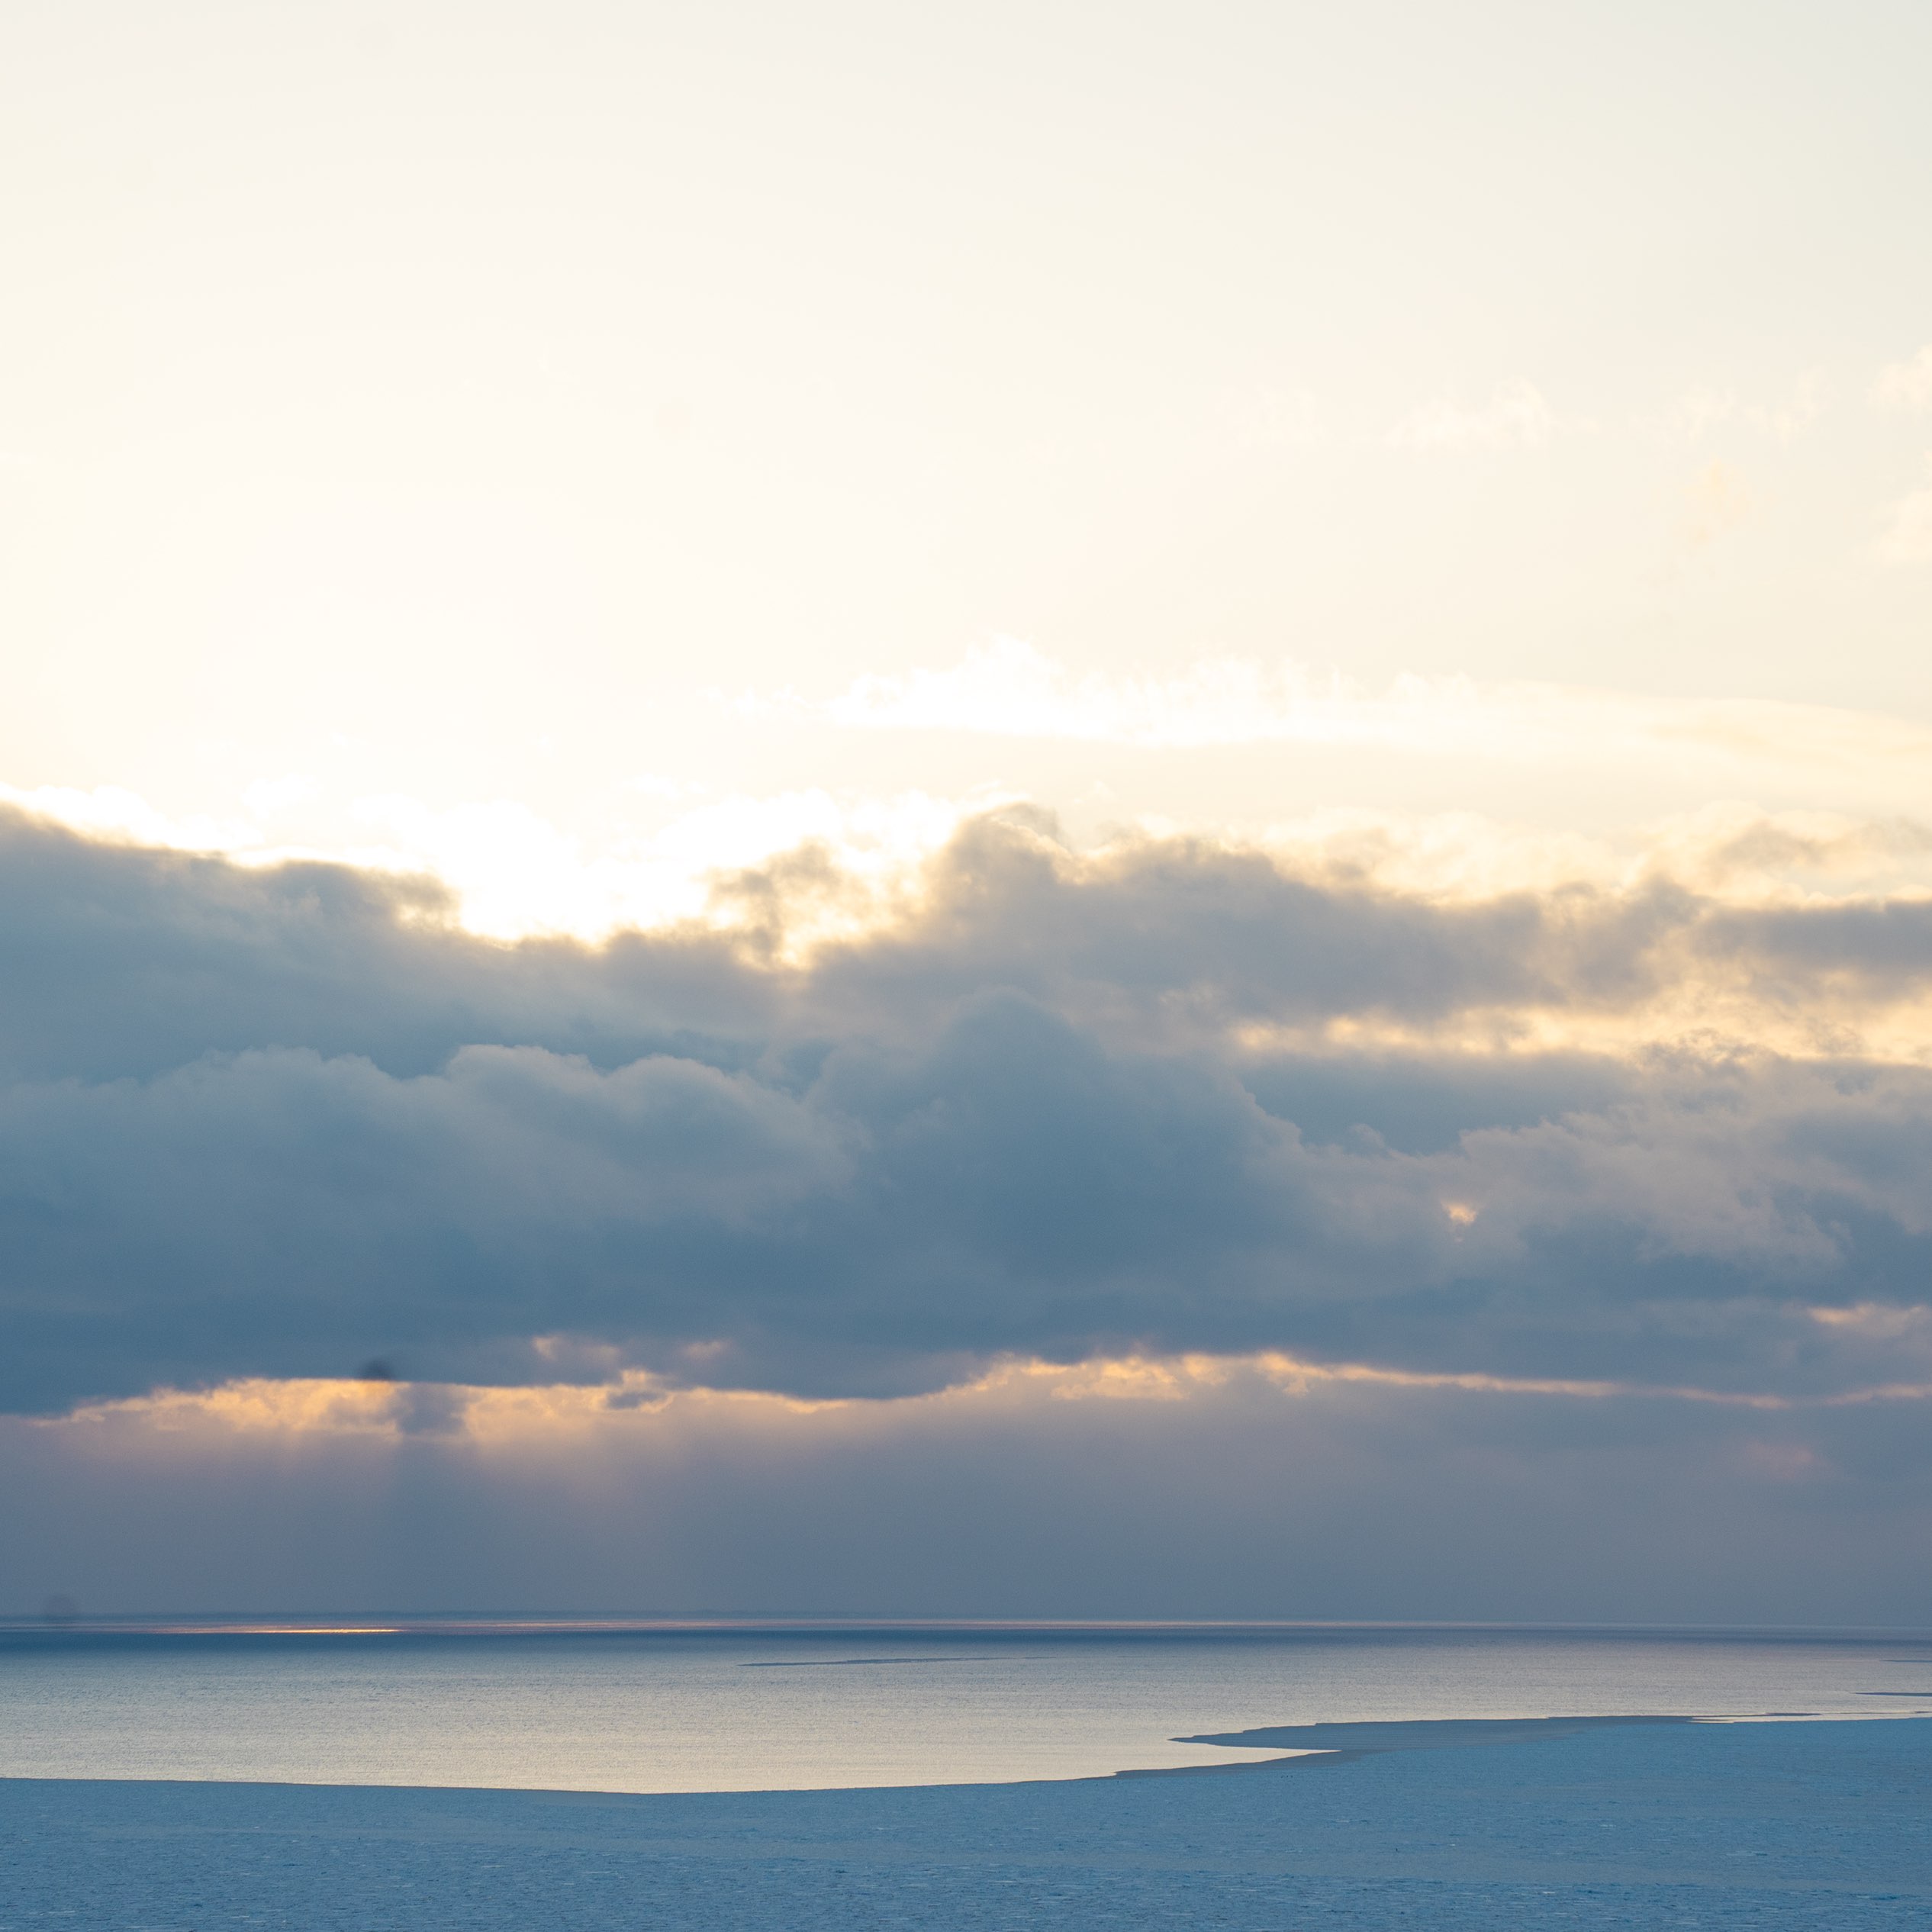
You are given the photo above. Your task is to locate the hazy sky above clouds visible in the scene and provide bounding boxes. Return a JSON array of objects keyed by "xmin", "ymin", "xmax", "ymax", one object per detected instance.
[
  {"xmin": 6, "ymin": 0, "xmax": 1932, "ymax": 1617},
  {"xmin": 5, "ymin": 0, "xmax": 1932, "ymax": 900}
]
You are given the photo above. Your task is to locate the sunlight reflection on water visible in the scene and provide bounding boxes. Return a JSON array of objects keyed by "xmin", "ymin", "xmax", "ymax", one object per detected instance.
[{"xmin": 2, "ymin": 1621, "xmax": 1927, "ymax": 1792}]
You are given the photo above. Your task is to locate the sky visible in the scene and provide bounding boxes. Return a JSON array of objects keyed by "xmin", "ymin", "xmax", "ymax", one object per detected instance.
[{"xmin": 5, "ymin": 0, "xmax": 1932, "ymax": 1619}]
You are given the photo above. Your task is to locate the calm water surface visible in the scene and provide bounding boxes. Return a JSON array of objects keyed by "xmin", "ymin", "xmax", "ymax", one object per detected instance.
[{"xmin": 2, "ymin": 1622, "xmax": 1927, "ymax": 1792}]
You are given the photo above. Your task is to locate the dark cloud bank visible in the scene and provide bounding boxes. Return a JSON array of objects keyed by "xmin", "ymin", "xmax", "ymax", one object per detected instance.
[{"xmin": 6, "ymin": 805, "xmax": 1932, "ymax": 1416}]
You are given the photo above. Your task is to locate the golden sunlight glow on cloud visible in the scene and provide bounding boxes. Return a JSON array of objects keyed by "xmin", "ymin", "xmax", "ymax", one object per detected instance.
[
  {"xmin": 0, "ymin": 778, "xmax": 1003, "ymax": 948},
  {"xmin": 1808, "ymin": 1302, "xmax": 1932, "ymax": 1339},
  {"xmin": 47, "ymin": 1348, "xmax": 1932, "ymax": 1459},
  {"xmin": 12, "ymin": 636, "xmax": 1932, "ymax": 967},
  {"xmin": 16, "ymin": 774, "xmax": 1932, "ymax": 1067},
  {"xmin": 340, "ymin": 787, "xmax": 995, "ymax": 944},
  {"xmin": 1235, "ymin": 980, "xmax": 1932, "ymax": 1068}
]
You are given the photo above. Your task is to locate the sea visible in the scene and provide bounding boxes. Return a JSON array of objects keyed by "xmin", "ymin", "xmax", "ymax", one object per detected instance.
[{"xmin": 2, "ymin": 1621, "xmax": 1928, "ymax": 1793}]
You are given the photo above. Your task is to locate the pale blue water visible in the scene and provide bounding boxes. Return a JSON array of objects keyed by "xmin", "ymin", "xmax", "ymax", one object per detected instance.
[
  {"xmin": 11, "ymin": 1721, "xmax": 1932, "ymax": 1929},
  {"xmin": 1, "ymin": 1621, "xmax": 1927, "ymax": 1792}
]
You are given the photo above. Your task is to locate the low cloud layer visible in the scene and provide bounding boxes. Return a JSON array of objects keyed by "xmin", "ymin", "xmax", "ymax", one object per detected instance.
[{"xmin": 8, "ymin": 807, "xmax": 1932, "ymax": 1415}]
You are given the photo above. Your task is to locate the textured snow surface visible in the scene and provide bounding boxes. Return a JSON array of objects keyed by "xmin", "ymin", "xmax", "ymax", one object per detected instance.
[{"xmin": 4, "ymin": 1717, "xmax": 1930, "ymax": 1929}]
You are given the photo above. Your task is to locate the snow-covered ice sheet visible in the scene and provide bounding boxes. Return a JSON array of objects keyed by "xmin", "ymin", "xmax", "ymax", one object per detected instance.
[{"xmin": 3, "ymin": 1715, "xmax": 1930, "ymax": 1929}]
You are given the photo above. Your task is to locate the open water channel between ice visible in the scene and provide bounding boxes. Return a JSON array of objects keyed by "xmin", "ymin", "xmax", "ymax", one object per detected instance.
[{"xmin": 2, "ymin": 1621, "xmax": 1929, "ymax": 1792}]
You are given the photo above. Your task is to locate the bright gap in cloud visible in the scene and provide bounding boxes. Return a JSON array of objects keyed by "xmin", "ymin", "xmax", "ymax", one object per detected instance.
[
  {"xmin": 11, "ymin": 640, "xmax": 1932, "ymax": 949},
  {"xmin": 0, "ymin": 778, "xmax": 1016, "ymax": 946}
]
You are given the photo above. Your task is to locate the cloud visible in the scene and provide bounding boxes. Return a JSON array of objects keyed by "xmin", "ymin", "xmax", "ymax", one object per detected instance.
[
  {"xmin": 18, "ymin": 653, "xmax": 1932, "ymax": 956},
  {"xmin": 1872, "ymin": 346, "xmax": 1932, "ymax": 414},
  {"xmin": 1874, "ymin": 459, "xmax": 1932, "ymax": 562},
  {"xmin": 1659, "ymin": 374, "xmax": 1827, "ymax": 443},
  {"xmin": 0, "ymin": 781, "xmax": 258, "ymax": 855},
  {"xmin": 345, "ymin": 787, "xmax": 980, "ymax": 943},
  {"xmin": 1, "ymin": 776, "xmax": 990, "ymax": 948},
  {"xmin": 1385, "ymin": 381, "xmax": 1557, "ymax": 451},
  {"xmin": 12, "ymin": 810, "xmax": 1932, "ymax": 1420},
  {"xmin": 816, "ymin": 641, "xmax": 1932, "ymax": 808}
]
